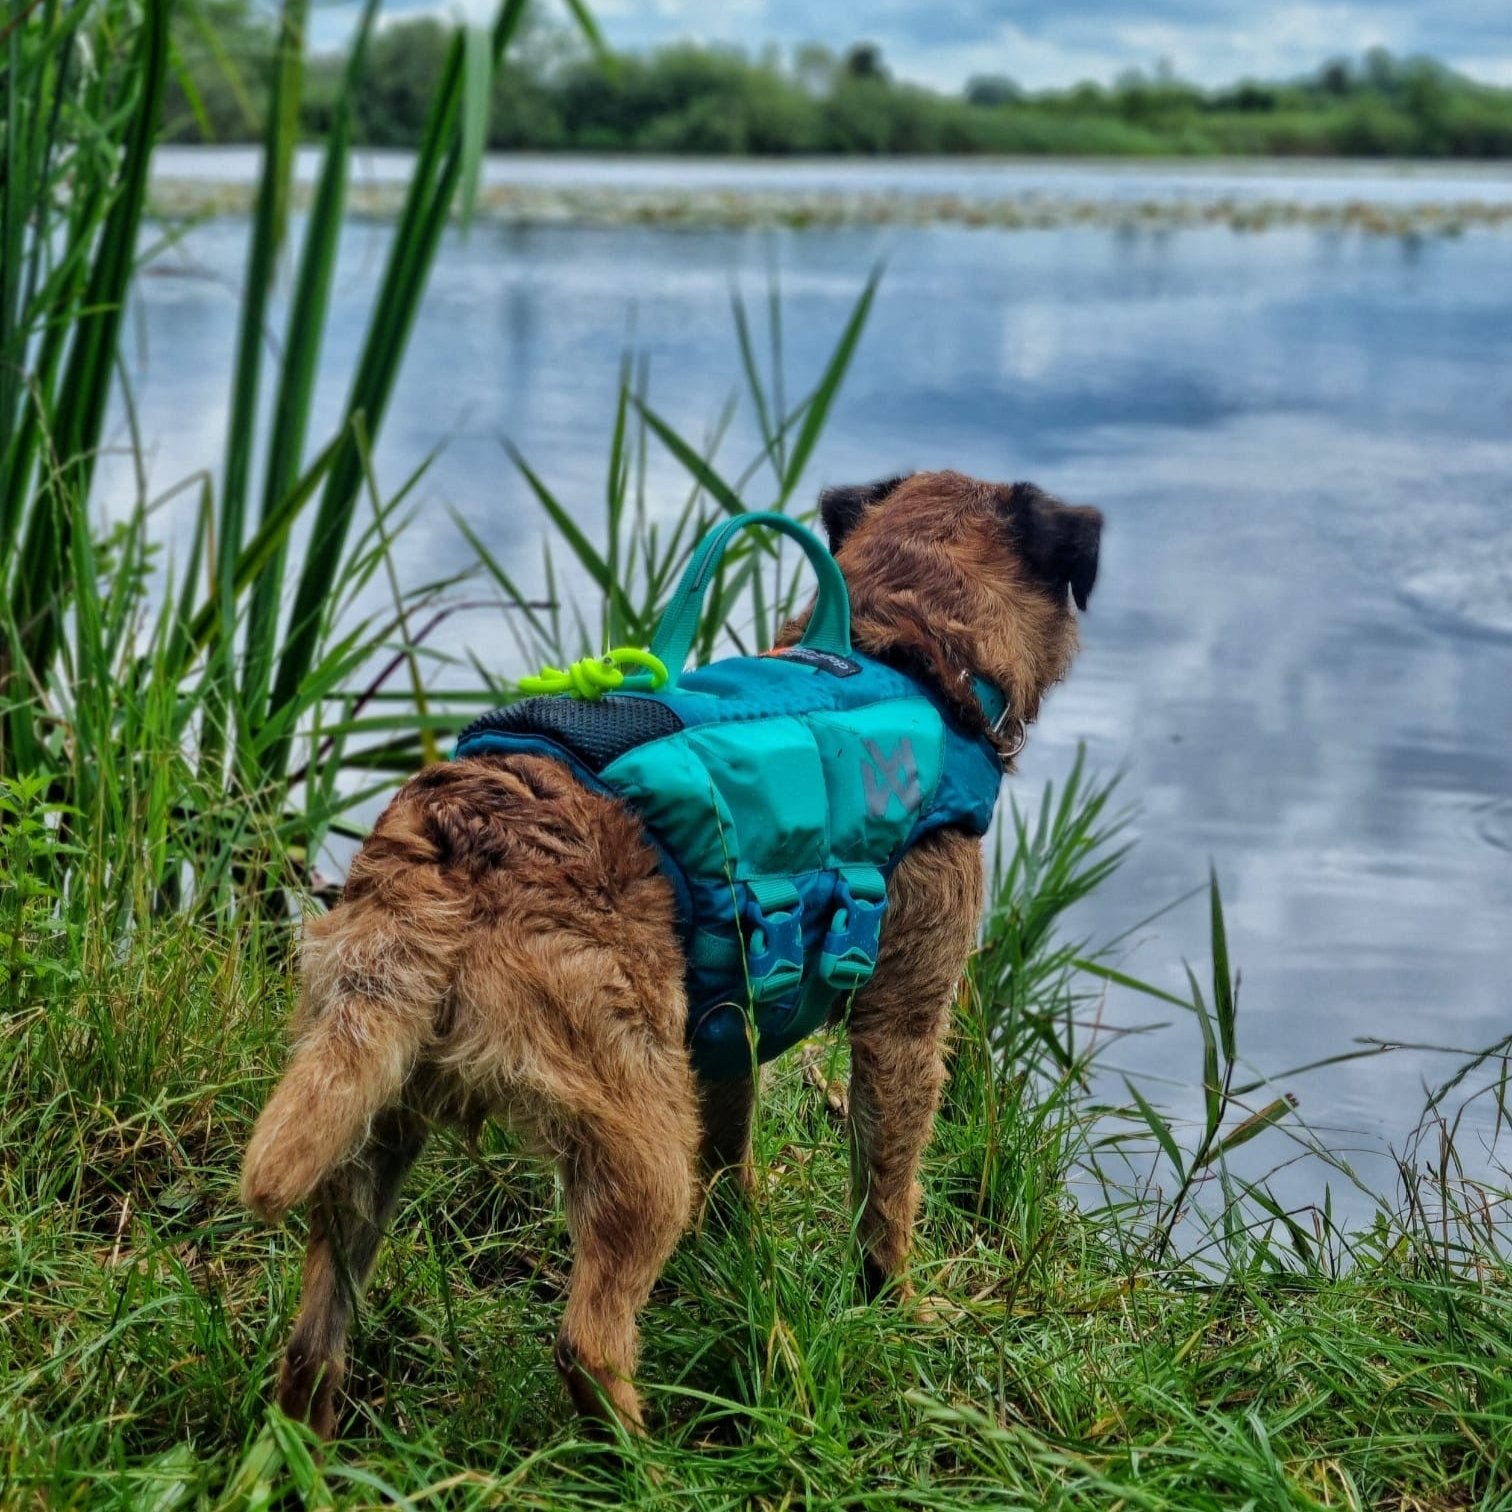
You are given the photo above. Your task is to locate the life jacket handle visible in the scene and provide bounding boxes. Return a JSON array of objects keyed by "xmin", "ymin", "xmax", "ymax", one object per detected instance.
[{"xmin": 650, "ymin": 512, "xmax": 852, "ymax": 689}]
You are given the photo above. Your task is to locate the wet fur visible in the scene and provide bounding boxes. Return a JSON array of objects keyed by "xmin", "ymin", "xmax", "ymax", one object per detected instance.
[{"xmin": 241, "ymin": 469, "xmax": 1101, "ymax": 1437}]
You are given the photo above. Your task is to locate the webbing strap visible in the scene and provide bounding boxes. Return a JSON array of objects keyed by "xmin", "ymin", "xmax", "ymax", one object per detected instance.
[
  {"xmin": 747, "ymin": 876, "xmax": 802, "ymax": 913},
  {"xmin": 651, "ymin": 512, "xmax": 852, "ymax": 688},
  {"xmin": 837, "ymin": 864, "xmax": 887, "ymax": 902}
]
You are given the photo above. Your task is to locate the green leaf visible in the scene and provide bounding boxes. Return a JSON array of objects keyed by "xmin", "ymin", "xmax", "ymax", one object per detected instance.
[
  {"xmin": 1197, "ymin": 1095, "xmax": 1300, "ymax": 1168},
  {"xmin": 731, "ymin": 288, "xmax": 781, "ymax": 489},
  {"xmin": 219, "ymin": 0, "xmax": 309, "ymax": 601},
  {"xmin": 1186, "ymin": 962, "xmax": 1222, "ymax": 1145},
  {"xmin": 634, "ymin": 399, "xmax": 752, "ymax": 521},
  {"xmin": 559, "ymin": 0, "xmax": 615, "ymax": 74},
  {"xmin": 241, "ymin": 0, "xmax": 380, "ymax": 740},
  {"xmin": 181, "ymin": 434, "xmax": 343, "ymax": 663},
  {"xmin": 1125, "ymin": 1077, "xmax": 1185, "ymax": 1182},
  {"xmin": 458, "ymin": 25, "xmax": 492, "ymax": 229},
  {"xmin": 1073, "ymin": 957, "xmax": 1193, "ymax": 1013},
  {"xmin": 1209, "ymin": 865, "xmax": 1237, "ymax": 1063},
  {"xmin": 778, "ymin": 264, "xmax": 881, "ymax": 505},
  {"xmin": 1238, "ymin": 1179, "xmax": 1318, "ymax": 1271},
  {"xmin": 508, "ymin": 444, "xmax": 610, "ymax": 593}
]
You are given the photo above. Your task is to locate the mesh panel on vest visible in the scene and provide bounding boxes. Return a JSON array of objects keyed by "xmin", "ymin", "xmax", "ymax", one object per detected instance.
[{"xmin": 457, "ymin": 695, "xmax": 685, "ymax": 772}]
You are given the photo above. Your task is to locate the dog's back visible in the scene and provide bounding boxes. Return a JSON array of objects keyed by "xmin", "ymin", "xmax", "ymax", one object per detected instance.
[{"xmin": 241, "ymin": 753, "xmax": 682, "ymax": 1225}]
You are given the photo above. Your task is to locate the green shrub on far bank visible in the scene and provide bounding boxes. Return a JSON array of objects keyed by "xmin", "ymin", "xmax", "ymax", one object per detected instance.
[{"xmin": 164, "ymin": 6, "xmax": 1512, "ymax": 159}]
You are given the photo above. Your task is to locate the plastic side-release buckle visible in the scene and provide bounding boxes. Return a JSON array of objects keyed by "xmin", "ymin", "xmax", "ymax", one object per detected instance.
[
  {"xmin": 819, "ymin": 866, "xmax": 887, "ymax": 992},
  {"xmin": 742, "ymin": 878, "xmax": 805, "ymax": 1003}
]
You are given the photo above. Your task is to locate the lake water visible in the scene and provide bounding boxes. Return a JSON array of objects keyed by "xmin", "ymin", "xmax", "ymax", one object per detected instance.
[{"xmin": 116, "ymin": 155, "xmax": 1512, "ymax": 1224}]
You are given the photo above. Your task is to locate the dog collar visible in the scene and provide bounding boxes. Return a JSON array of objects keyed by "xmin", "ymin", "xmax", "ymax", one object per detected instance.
[{"xmin": 970, "ymin": 673, "xmax": 1024, "ymax": 760}]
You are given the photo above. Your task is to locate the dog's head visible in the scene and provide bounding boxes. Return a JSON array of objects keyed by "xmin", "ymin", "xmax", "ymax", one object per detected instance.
[{"xmin": 817, "ymin": 470, "xmax": 1102, "ymax": 759}]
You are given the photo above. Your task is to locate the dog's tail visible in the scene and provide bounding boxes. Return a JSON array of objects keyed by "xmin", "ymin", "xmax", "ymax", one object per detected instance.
[{"xmin": 240, "ymin": 903, "xmax": 450, "ymax": 1223}]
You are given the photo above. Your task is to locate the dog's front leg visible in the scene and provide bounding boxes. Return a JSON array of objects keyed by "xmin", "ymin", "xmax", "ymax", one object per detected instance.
[
  {"xmin": 695, "ymin": 1073, "xmax": 757, "ymax": 1194},
  {"xmin": 845, "ymin": 830, "xmax": 983, "ymax": 1300}
]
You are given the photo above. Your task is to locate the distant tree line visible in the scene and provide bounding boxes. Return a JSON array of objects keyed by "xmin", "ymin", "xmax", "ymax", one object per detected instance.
[{"xmin": 161, "ymin": 5, "xmax": 1512, "ymax": 158}]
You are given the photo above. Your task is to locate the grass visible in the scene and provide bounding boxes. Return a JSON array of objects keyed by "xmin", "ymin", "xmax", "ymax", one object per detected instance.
[{"xmin": 2, "ymin": 764, "xmax": 1509, "ymax": 1508}]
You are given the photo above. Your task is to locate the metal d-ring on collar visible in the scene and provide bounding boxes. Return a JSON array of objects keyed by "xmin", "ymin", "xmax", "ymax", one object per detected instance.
[
  {"xmin": 968, "ymin": 672, "xmax": 1026, "ymax": 761},
  {"xmin": 995, "ymin": 710, "xmax": 1028, "ymax": 760}
]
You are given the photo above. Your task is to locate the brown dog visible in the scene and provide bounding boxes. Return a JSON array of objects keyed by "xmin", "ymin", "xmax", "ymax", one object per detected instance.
[{"xmin": 241, "ymin": 470, "xmax": 1101, "ymax": 1437}]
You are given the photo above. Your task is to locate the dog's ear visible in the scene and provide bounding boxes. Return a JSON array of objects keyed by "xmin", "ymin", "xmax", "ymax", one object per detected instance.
[
  {"xmin": 819, "ymin": 475, "xmax": 910, "ymax": 551},
  {"xmin": 1006, "ymin": 483, "xmax": 1103, "ymax": 611}
]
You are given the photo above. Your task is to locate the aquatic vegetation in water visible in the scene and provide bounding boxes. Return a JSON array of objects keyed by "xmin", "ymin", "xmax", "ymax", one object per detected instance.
[{"xmin": 147, "ymin": 175, "xmax": 1512, "ymax": 238}]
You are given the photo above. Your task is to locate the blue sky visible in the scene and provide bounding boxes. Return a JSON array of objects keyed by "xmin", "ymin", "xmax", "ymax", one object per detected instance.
[{"xmin": 315, "ymin": 0, "xmax": 1512, "ymax": 88}]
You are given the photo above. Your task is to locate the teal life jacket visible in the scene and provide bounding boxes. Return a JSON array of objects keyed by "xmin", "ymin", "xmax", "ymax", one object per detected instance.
[{"xmin": 454, "ymin": 512, "xmax": 1007, "ymax": 1079}]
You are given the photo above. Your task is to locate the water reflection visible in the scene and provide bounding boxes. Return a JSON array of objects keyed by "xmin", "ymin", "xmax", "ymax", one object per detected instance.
[{"xmin": 106, "ymin": 179, "xmax": 1512, "ymax": 1215}]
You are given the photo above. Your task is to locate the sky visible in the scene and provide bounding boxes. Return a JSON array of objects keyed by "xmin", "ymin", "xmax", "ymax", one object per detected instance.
[{"xmin": 327, "ymin": 0, "xmax": 1512, "ymax": 89}]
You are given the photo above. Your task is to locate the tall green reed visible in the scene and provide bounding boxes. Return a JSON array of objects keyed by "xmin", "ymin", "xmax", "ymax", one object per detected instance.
[
  {"xmin": 468, "ymin": 267, "xmax": 882, "ymax": 680},
  {"xmin": 1, "ymin": 0, "xmax": 558, "ymax": 920},
  {"xmin": 0, "ymin": 0, "xmax": 884, "ymax": 929},
  {"xmin": 2, "ymin": 0, "xmax": 169, "ymax": 765}
]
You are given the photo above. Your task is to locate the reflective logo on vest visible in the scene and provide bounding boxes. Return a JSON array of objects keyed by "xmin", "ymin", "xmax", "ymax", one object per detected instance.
[
  {"xmin": 770, "ymin": 646, "xmax": 861, "ymax": 677},
  {"xmin": 862, "ymin": 737, "xmax": 921, "ymax": 818}
]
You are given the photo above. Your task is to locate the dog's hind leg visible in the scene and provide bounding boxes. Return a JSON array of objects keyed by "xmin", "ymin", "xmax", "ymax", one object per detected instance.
[
  {"xmin": 550, "ymin": 1074, "xmax": 698, "ymax": 1434},
  {"xmin": 845, "ymin": 831, "xmax": 983, "ymax": 1300},
  {"xmin": 276, "ymin": 1104, "xmax": 428, "ymax": 1438},
  {"xmin": 442, "ymin": 853, "xmax": 696, "ymax": 1433}
]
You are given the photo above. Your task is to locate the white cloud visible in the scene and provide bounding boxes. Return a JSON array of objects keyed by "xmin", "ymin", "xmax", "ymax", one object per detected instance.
[
  {"xmin": 1451, "ymin": 52, "xmax": 1512, "ymax": 85},
  {"xmin": 886, "ymin": 23, "xmax": 1133, "ymax": 91},
  {"xmin": 1104, "ymin": 5, "xmax": 1399, "ymax": 82}
]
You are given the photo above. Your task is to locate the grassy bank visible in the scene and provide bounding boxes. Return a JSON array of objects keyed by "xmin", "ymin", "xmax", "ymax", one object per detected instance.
[{"xmin": 2, "ymin": 779, "xmax": 1509, "ymax": 1507}]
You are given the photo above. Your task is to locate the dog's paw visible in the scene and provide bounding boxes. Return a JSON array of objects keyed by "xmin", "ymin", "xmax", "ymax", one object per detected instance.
[
  {"xmin": 278, "ymin": 1345, "xmax": 343, "ymax": 1440},
  {"xmin": 911, "ymin": 1294, "xmax": 965, "ymax": 1327},
  {"xmin": 861, "ymin": 1254, "xmax": 916, "ymax": 1304}
]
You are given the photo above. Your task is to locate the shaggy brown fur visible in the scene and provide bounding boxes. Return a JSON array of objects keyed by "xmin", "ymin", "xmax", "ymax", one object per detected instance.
[{"xmin": 241, "ymin": 469, "xmax": 1102, "ymax": 1437}]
